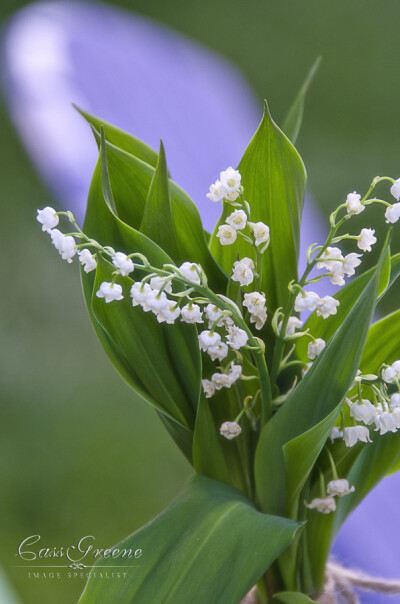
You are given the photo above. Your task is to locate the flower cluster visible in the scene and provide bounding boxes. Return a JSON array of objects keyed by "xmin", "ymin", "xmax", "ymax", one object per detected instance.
[
  {"xmin": 206, "ymin": 167, "xmax": 242, "ymax": 203},
  {"xmin": 328, "ymin": 360, "xmax": 400, "ymax": 450},
  {"xmin": 306, "ymin": 478, "xmax": 355, "ymax": 514},
  {"xmin": 37, "ymin": 169, "xmax": 400, "ymax": 457}
]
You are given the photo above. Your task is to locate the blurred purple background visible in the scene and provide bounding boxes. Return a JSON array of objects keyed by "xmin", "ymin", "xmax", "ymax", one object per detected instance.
[{"xmin": 2, "ymin": 2, "xmax": 399, "ymax": 603}]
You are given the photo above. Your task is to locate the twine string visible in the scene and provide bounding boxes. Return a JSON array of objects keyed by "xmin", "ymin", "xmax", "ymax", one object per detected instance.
[
  {"xmin": 241, "ymin": 561, "xmax": 400, "ymax": 603},
  {"xmin": 320, "ymin": 560, "xmax": 400, "ymax": 603}
]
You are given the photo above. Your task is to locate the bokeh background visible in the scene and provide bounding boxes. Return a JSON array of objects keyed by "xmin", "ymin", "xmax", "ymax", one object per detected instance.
[{"xmin": 1, "ymin": 1, "xmax": 400, "ymax": 603}]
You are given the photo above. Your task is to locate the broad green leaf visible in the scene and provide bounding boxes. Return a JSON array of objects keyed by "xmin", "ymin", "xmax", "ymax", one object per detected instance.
[
  {"xmin": 192, "ymin": 398, "xmax": 231, "ymax": 484},
  {"xmin": 92, "ymin": 257, "xmax": 196, "ymax": 429},
  {"xmin": 255, "ymin": 261, "xmax": 381, "ymax": 516},
  {"xmin": 283, "ymin": 403, "xmax": 342, "ymax": 519},
  {"xmin": 282, "ymin": 57, "xmax": 322, "ymax": 144},
  {"xmin": 360, "ymin": 309, "xmax": 400, "ymax": 373},
  {"xmin": 75, "ymin": 105, "xmax": 158, "ymax": 167},
  {"xmin": 78, "ymin": 475, "xmax": 301, "ymax": 604},
  {"xmin": 81, "ymin": 143, "xmax": 201, "ymax": 439},
  {"xmin": 140, "ymin": 140, "xmax": 178, "ymax": 259},
  {"xmin": 271, "ymin": 592, "xmax": 317, "ymax": 604},
  {"xmin": 209, "ymin": 101, "xmax": 307, "ymax": 312},
  {"xmin": 296, "ymin": 250, "xmax": 400, "ymax": 362},
  {"xmin": 92, "ymin": 132, "xmax": 226, "ymax": 291}
]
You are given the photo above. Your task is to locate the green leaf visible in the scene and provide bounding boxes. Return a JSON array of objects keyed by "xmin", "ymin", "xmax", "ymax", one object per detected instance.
[
  {"xmin": 209, "ymin": 101, "xmax": 307, "ymax": 312},
  {"xmin": 92, "ymin": 132, "xmax": 226, "ymax": 291},
  {"xmin": 81, "ymin": 143, "xmax": 202, "ymax": 444},
  {"xmin": 282, "ymin": 57, "xmax": 322, "ymax": 144},
  {"xmin": 140, "ymin": 140, "xmax": 178, "ymax": 259},
  {"xmin": 296, "ymin": 250, "xmax": 400, "ymax": 363},
  {"xmin": 92, "ymin": 257, "xmax": 197, "ymax": 429},
  {"xmin": 271, "ymin": 592, "xmax": 317, "ymax": 604},
  {"xmin": 360, "ymin": 309, "xmax": 400, "ymax": 373},
  {"xmin": 78, "ymin": 475, "xmax": 301, "ymax": 604},
  {"xmin": 283, "ymin": 403, "xmax": 342, "ymax": 519},
  {"xmin": 74, "ymin": 105, "xmax": 158, "ymax": 167},
  {"xmin": 255, "ymin": 259, "xmax": 381, "ymax": 517}
]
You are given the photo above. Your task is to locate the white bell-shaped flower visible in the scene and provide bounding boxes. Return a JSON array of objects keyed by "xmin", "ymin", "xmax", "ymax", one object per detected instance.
[
  {"xmin": 78, "ymin": 249, "xmax": 97, "ymax": 273},
  {"xmin": 217, "ymin": 224, "xmax": 237, "ymax": 246},
  {"xmin": 96, "ymin": 282, "xmax": 124, "ymax": 303},
  {"xmin": 226, "ymin": 209, "xmax": 247, "ymax": 230},
  {"xmin": 390, "ymin": 178, "xmax": 400, "ymax": 201},
  {"xmin": 112, "ymin": 252, "xmax": 134, "ymax": 276},
  {"xmin": 327, "ymin": 479, "xmax": 355, "ymax": 497},
  {"xmin": 220, "ymin": 421, "xmax": 242, "ymax": 440},
  {"xmin": 37, "ymin": 206, "xmax": 59, "ymax": 232},
  {"xmin": 343, "ymin": 426, "xmax": 372, "ymax": 447},
  {"xmin": 357, "ymin": 228, "xmax": 377, "ymax": 252},
  {"xmin": 345, "ymin": 192, "xmax": 364, "ymax": 215},
  {"xmin": 306, "ymin": 497, "xmax": 336, "ymax": 514}
]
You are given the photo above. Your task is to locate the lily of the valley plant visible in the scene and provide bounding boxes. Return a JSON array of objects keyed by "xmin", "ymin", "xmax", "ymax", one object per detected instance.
[{"xmin": 38, "ymin": 66, "xmax": 400, "ymax": 603}]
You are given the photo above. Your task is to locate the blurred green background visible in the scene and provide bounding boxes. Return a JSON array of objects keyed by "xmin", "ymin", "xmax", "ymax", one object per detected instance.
[{"xmin": 1, "ymin": 1, "xmax": 399, "ymax": 602}]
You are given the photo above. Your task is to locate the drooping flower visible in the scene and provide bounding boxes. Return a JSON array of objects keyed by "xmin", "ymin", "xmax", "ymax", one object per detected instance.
[
  {"xmin": 78, "ymin": 249, "xmax": 97, "ymax": 273},
  {"xmin": 231, "ymin": 258, "xmax": 255, "ymax": 286},
  {"xmin": 382, "ymin": 360, "xmax": 400, "ymax": 383},
  {"xmin": 327, "ymin": 479, "xmax": 355, "ymax": 497},
  {"xmin": 349, "ymin": 400, "xmax": 377, "ymax": 425},
  {"xmin": 294, "ymin": 291, "xmax": 320, "ymax": 312},
  {"xmin": 204, "ymin": 304, "xmax": 225, "ymax": 328},
  {"xmin": 345, "ymin": 192, "xmax": 364, "ymax": 215},
  {"xmin": 390, "ymin": 178, "xmax": 400, "ymax": 201},
  {"xmin": 208, "ymin": 342, "xmax": 229, "ymax": 361},
  {"xmin": 198, "ymin": 330, "xmax": 222, "ymax": 352},
  {"xmin": 219, "ymin": 167, "xmax": 241, "ymax": 196},
  {"xmin": 181, "ymin": 303, "xmax": 203, "ymax": 324},
  {"xmin": 206, "ymin": 180, "xmax": 226, "ymax": 203},
  {"xmin": 243, "ymin": 292, "xmax": 266, "ymax": 314},
  {"xmin": 112, "ymin": 252, "xmax": 134, "ymax": 276},
  {"xmin": 96, "ymin": 282, "xmax": 124, "ymax": 303},
  {"xmin": 306, "ymin": 497, "xmax": 336, "ymax": 514},
  {"xmin": 179, "ymin": 262, "xmax": 202, "ymax": 284},
  {"xmin": 390, "ymin": 393, "xmax": 400, "ymax": 409},
  {"xmin": 226, "ymin": 326, "xmax": 249, "ymax": 350},
  {"xmin": 211, "ymin": 373, "xmax": 232, "ymax": 390},
  {"xmin": 316, "ymin": 296, "xmax": 340, "ymax": 319},
  {"xmin": 250, "ymin": 308, "xmax": 268, "ymax": 330},
  {"xmin": 220, "ymin": 421, "xmax": 242, "ymax": 440},
  {"xmin": 202, "ymin": 379, "xmax": 215, "ymax": 399},
  {"xmin": 278, "ymin": 316, "xmax": 303, "ymax": 337},
  {"xmin": 150, "ymin": 276, "xmax": 173, "ymax": 293},
  {"xmin": 385, "ymin": 202, "xmax": 400, "ymax": 224},
  {"xmin": 212, "ymin": 364, "xmax": 243, "ymax": 391},
  {"xmin": 50, "ymin": 229, "xmax": 77, "ymax": 263},
  {"xmin": 374, "ymin": 411, "xmax": 398, "ymax": 435},
  {"xmin": 308, "ymin": 338, "xmax": 325, "ymax": 360},
  {"xmin": 226, "ymin": 209, "xmax": 247, "ymax": 230},
  {"xmin": 217, "ymin": 224, "xmax": 237, "ymax": 246},
  {"xmin": 343, "ymin": 426, "xmax": 372, "ymax": 447},
  {"xmin": 249, "ymin": 221, "xmax": 270, "ymax": 247},
  {"xmin": 130, "ymin": 282, "xmax": 152, "ymax": 307},
  {"xmin": 343, "ymin": 253, "xmax": 362, "ymax": 277},
  {"xmin": 144, "ymin": 290, "xmax": 169, "ymax": 314},
  {"xmin": 357, "ymin": 228, "xmax": 377, "ymax": 252},
  {"xmin": 157, "ymin": 302, "xmax": 181, "ymax": 324},
  {"xmin": 316, "ymin": 247, "xmax": 343, "ymax": 271},
  {"xmin": 37, "ymin": 206, "xmax": 59, "ymax": 232}
]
